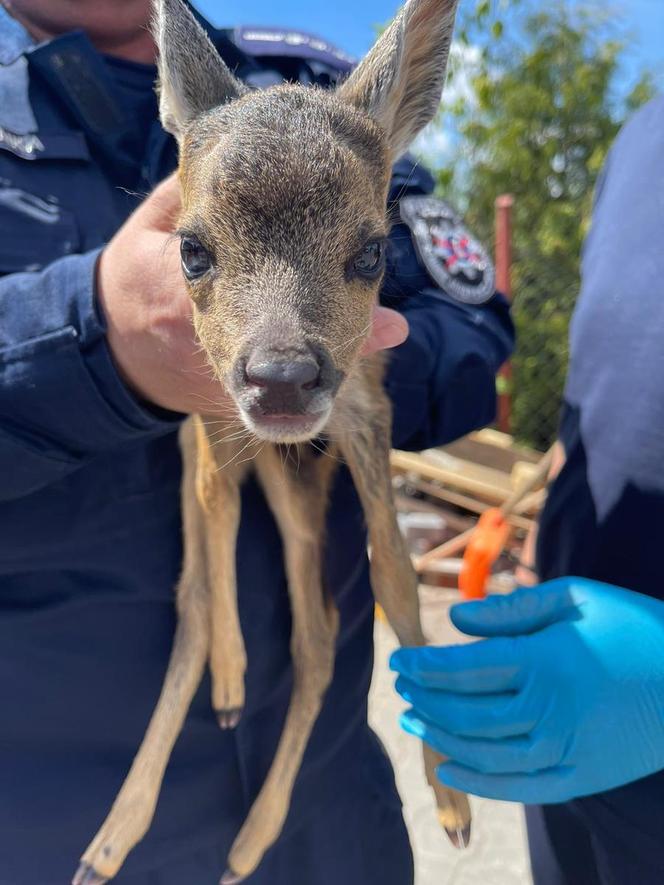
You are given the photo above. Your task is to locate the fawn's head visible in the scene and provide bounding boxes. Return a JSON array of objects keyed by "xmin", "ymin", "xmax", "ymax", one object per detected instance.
[{"xmin": 154, "ymin": 0, "xmax": 458, "ymax": 442}]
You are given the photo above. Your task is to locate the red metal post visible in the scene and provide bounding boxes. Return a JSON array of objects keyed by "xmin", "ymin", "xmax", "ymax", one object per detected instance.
[{"xmin": 495, "ymin": 194, "xmax": 514, "ymax": 434}]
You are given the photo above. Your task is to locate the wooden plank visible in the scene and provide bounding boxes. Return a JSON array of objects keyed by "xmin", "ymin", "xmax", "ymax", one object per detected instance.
[
  {"xmin": 397, "ymin": 475, "xmax": 535, "ymax": 533},
  {"xmin": 473, "ymin": 428, "xmax": 542, "ymax": 461},
  {"xmin": 417, "ymin": 558, "xmax": 462, "ymax": 574},
  {"xmin": 414, "ymin": 528, "xmax": 475, "ymax": 572},
  {"xmin": 418, "ymin": 576, "xmax": 515, "ymax": 597},
  {"xmin": 443, "ymin": 429, "xmax": 540, "ymax": 474},
  {"xmin": 393, "ymin": 491, "xmax": 473, "ymax": 533},
  {"xmin": 391, "ymin": 449, "xmax": 512, "ymax": 505},
  {"xmin": 514, "ymin": 488, "xmax": 546, "ymax": 516},
  {"xmin": 415, "ymin": 560, "xmax": 516, "ymax": 595}
]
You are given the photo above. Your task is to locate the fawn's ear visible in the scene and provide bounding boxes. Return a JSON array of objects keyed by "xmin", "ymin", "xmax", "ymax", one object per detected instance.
[
  {"xmin": 152, "ymin": 0, "xmax": 247, "ymax": 140},
  {"xmin": 338, "ymin": 0, "xmax": 458, "ymax": 158}
]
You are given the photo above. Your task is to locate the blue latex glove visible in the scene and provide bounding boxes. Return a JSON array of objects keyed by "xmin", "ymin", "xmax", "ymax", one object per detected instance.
[{"xmin": 390, "ymin": 578, "xmax": 664, "ymax": 803}]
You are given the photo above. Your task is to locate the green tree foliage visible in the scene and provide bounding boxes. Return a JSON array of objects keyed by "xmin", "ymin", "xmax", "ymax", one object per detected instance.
[{"xmin": 437, "ymin": 1, "xmax": 654, "ymax": 449}]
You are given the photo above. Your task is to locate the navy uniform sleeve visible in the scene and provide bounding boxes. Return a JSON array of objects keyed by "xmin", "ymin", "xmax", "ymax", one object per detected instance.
[
  {"xmin": 385, "ymin": 288, "xmax": 513, "ymax": 450},
  {"xmin": 0, "ymin": 250, "xmax": 178, "ymax": 501},
  {"xmin": 382, "ymin": 159, "xmax": 515, "ymax": 449}
]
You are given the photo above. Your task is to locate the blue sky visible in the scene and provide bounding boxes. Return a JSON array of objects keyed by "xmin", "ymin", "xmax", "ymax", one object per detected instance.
[{"xmin": 197, "ymin": 0, "xmax": 663, "ymax": 92}]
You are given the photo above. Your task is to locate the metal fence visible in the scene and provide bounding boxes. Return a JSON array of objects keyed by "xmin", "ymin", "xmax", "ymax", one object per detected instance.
[
  {"xmin": 509, "ymin": 280, "xmax": 575, "ymax": 451},
  {"xmin": 494, "ymin": 198, "xmax": 577, "ymax": 453}
]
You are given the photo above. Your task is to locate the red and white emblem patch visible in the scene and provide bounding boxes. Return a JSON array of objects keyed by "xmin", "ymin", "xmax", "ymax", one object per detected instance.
[{"xmin": 400, "ymin": 196, "xmax": 495, "ymax": 304}]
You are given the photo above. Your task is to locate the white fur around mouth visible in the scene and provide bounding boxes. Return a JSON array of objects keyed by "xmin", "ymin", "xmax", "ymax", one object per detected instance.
[{"xmin": 240, "ymin": 408, "xmax": 332, "ymax": 444}]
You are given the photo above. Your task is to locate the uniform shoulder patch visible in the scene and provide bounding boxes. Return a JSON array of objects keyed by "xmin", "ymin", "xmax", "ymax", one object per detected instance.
[{"xmin": 400, "ymin": 195, "xmax": 495, "ymax": 304}]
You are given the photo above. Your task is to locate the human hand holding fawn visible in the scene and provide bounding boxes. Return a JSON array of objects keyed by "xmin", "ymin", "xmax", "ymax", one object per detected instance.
[{"xmin": 97, "ymin": 175, "xmax": 409, "ymax": 416}]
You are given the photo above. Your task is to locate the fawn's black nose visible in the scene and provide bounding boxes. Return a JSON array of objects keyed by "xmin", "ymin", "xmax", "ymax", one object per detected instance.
[
  {"xmin": 234, "ymin": 341, "xmax": 343, "ymax": 429},
  {"xmin": 245, "ymin": 353, "xmax": 320, "ymax": 391}
]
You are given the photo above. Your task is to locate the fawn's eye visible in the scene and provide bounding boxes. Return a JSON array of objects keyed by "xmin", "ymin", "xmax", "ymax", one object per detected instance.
[
  {"xmin": 180, "ymin": 235, "xmax": 211, "ymax": 280},
  {"xmin": 353, "ymin": 240, "xmax": 384, "ymax": 278}
]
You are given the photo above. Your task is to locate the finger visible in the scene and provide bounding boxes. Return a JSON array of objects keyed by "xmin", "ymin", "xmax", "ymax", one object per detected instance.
[
  {"xmin": 400, "ymin": 710, "xmax": 555, "ymax": 775},
  {"xmin": 437, "ymin": 761, "xmax": 576, "ymax": 804},
  {"xmin": 450, "ymin": 582, "xmax": 578, "ymax": 639},
  {"xmin": 395, "ymin": 677, "xmax": 537, "ymax": 739},
  {"xmin": 360, "ymin": 305, "xmax": 409, "ymax": 355},
  {"xmin": 389, "ymin": 639, "xmax": 522, "ymax": 694},
  {"xmin": 140, "ymin": 172, "xmax": 182, "ymax": 232}
]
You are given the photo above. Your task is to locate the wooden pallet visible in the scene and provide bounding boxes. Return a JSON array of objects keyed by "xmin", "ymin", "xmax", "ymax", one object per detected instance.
[
  {"xmin": 391, "ymin": 438, "xmax": 544, "ymax": 531},
  {"xmin": 391, "ymin": 431, "xmax": 548, "ymax": 585}
]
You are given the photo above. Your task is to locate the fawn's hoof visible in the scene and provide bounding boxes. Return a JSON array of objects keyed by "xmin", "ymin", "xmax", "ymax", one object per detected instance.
[
  {"xmin": 73, "ymin": 862, "xmax": 109, "ymax": 885},
  {"xmin": 445, "ymin": 822, "xmax": 471, "ymax": 850},
  {"xmin": 216, "ymin": 707, "xmax": 243, "ymax": 730},
  {"xmin": 220, "ymin": 868, "xmax": 244, "ymax": 884}
]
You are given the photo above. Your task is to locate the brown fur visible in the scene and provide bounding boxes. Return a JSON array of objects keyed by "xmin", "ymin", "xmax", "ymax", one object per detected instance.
[{"xmin": 73, "ymin": 1, "xmax": 470, "ymax": 883}]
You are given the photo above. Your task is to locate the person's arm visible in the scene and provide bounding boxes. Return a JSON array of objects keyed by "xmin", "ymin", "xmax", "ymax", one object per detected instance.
[
  {"xmin": 0, "ymin": 250, "xmax": 176, "ymax": 501},
  {"xmin": 385, "ymin": 289, "xmax": 514, "ymax": 450},
  {"xmin": 0, "ymin": 177, "xmax": 221, "ymax": 502},
  {"xmin": 391, "ymin": 578, "xmax": 664, "ymax": 803},
  {"xmin": 389, "ymin": 109, "xmax": 664, "ymax": 805},
  {"xmin": 0, "ymin": 175, "xmax": 408, "ymax": 503}
]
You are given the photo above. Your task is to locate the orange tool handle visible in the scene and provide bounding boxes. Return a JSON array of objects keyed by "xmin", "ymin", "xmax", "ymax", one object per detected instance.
[{"xmin": 458, "ymin": 508, "xmax": 510, "ymax": 600}]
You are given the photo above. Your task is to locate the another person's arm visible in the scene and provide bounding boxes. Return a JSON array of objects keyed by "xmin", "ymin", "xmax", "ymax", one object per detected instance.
[
  {"xmin": 390, "ymin": 431, "xmax": 664, "ymax": 805},
  {"xmin": 391, "ymin": 578, "xmax": 664, "ymax": 803}
]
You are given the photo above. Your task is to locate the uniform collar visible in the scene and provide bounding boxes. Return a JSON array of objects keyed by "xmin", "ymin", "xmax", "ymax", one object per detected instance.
[
  {"xmin": 0, "ymin": 9, "xmax": 234, "ymax": 141},
  {"xmin": 0, "ymin": 10, "xmax": 126, "ymax": 152},
  {"xmin": 0, "ymin": 8, "xmax": 38, "ymax": 142},
  {"xmin": 0, "ymin": 6, "xmax": 34, "ymax": 65},
  {"xmin": 27, "ymin": 31, "xmax": 128, "ymax": 138}
]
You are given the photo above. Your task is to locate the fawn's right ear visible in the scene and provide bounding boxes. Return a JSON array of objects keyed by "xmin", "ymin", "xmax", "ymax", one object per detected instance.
[
  {"xmin": 152, "ymin": 0, "xmax": 247, "ymax": 140},
  {"xmin": 338, "ymin": 0, "xmax": 459, "ymax": 159}
]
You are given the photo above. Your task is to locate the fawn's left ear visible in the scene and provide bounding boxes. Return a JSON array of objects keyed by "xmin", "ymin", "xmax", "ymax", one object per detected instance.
[
  {"xmin": 338, "ymin": 0, "xmax": 459, "ymax": 159},
  {"xmin": 152, "ymin": 0, "xmax": 247, "ymax": 140}
]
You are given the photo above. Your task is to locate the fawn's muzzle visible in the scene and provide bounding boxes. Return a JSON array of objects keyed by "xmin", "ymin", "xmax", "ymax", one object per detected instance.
[{"xmin": 232, "ymin": 343, "xmax": 342, "ymax": 441}]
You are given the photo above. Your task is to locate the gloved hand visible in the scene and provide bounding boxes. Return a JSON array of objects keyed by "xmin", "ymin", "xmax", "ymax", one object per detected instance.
[{"xmin": 390, "ymin": 578, "xmax": 664, "ymax": 803}]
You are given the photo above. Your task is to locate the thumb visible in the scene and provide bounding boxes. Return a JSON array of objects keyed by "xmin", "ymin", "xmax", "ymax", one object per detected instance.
[
  {"xmin": 361, "ymin": 305, "xmax": 409, "ymax": 356},
  {"xmin": 139, "ymin": 172, "xmax": 182, "ymax": 233},
  {"xmin": 450, "ymin": 581, "xmax": 578, "ymax": 638}
]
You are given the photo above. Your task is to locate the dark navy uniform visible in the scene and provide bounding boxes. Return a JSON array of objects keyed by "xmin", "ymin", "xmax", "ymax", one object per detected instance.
[
  {"xmin": 532, "ymin": 95, "xmax": 664, "ymax": 885},
  {"xmin": 0, "ymin": 9, "xmax": 514, "ymax": 885}
]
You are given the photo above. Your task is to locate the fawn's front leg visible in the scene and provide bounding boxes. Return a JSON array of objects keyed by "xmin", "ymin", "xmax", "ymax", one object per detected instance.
[
  {"xmin": 334, "ymin": 367, "xmax": 472, "ymax": 848},
  {"xmin": 195, "ymin": 416, "xmax": 254, "ymax": 729},
  {"xmin": 74, "ymin": 419, "xmax": 211, "ymax": 885},
  {"xmin": 221, "ymin": 445, "xmax": 340, "ymax": 883}
]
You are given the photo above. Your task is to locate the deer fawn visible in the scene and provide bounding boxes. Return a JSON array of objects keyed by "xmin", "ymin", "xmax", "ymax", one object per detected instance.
[{"xmin": 74, "ymin": 0, "xmax": 471, "ymax": 882}]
